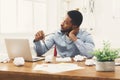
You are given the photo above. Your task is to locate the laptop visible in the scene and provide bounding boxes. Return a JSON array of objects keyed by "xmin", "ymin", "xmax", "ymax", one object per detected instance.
[{"xmin": 5, "ymin": 39, "xmax": 44, "ymax": 61}]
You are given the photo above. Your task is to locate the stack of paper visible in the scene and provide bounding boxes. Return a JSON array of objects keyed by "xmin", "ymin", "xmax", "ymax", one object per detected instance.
[{"xmin": 33, "ymin": 63, "xmax": 84, "ymax": 73}]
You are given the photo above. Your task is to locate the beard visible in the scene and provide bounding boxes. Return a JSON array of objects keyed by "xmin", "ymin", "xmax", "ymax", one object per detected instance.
[{"xmin": 61, "ymin": 27, "xmax": 73, "ymax": 33}]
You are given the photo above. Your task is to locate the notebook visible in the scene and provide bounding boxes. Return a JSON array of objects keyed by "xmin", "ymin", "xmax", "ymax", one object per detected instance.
[{"xmin": 5, "ymin": 39, "xmax": 44, "ymax": 61}]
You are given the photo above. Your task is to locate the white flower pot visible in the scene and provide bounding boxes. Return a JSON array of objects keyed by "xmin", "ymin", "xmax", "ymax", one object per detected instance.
[{"xmin": 96, "ymin": 61, "xmax": 115, "ymax": 71}]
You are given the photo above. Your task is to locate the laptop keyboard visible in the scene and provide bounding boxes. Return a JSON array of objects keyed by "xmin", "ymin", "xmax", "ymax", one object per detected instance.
[{"xmin": 32, "ymin": 57, "xmax": 44, "ymax": 61}]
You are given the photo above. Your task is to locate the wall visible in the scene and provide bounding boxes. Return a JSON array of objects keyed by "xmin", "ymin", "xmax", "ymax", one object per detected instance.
[
  {"xmin": 0, "ymin": 0, "xmax": 120, "ymax": 54},
  {"xmin": 94, "ymin": 0, "xmax": 120, "ymax": 48},
  {"xmin": 69, "ymin": 0, "xmax": 120, "ymax": 49},
  {"xmin": 46, "ymin": 0, "xmax": 59, "ymax": 33},
  {"xmin": 0, "ymin": 0, "xmax": 60, "ymax": 53}
]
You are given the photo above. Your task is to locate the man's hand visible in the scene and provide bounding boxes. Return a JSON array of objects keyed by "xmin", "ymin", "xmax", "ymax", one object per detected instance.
[
  {"xmin": 69, "ymin": 27, "xmax": 79, "ymax": 41},
  {"xmin": 34, "ymin": 30, "xmax": 45, "ymax": 42}
]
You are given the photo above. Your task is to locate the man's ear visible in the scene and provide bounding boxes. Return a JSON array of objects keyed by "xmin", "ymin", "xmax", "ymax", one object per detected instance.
[{"xmin": 72, "ymin": 25, "xmax": 78, "ymax": 29}]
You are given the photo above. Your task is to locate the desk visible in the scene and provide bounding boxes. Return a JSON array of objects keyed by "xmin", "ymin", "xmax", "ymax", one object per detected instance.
[{"xmin": 0, "ymin": 59, "xmax": 120, "ymax": 80}]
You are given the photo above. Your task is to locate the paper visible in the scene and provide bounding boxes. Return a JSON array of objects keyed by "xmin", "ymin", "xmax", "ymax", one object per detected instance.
[
  {"xmin": 13, "ymin": 57, "xmax": 25, "ymax": 66},
  {"xmin": 73, "ymin": 55, "xmax": 86, "ymax": 62},
  {"xmin": 115, "ymin": 58, "xmax": 120, "ymax": 66},
  {"xmin": 33, "ymin": 63, "xmax": 84, "ymax": 73},
  {"xmin": 45, "ymin": 55, "xmax": 53, "ymax": 63},
  {"xmin": 0, "ymin": 54, "xmax": 10, "ymax": 63},
  {"xmin": 85, "ymin": 59, "xmax": 95, "ymax": 66},
  {"xmin": 56, "ymin": 57, "xmax": 71, "ymax": 62},
  {"xmin": 115, "ymin": 63, "xmax": 120, "ymax": 66}
]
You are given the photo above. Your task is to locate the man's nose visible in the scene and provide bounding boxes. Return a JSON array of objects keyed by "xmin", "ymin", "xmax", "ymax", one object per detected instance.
[{"xmin": 61, "ymin": 23, "xmax": 64, "ymax": 27}]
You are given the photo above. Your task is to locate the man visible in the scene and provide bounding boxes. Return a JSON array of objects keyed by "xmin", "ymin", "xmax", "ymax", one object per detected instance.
[{"xmin": 34, "ymin": 10, "xmax": 95, "ymax": 58}]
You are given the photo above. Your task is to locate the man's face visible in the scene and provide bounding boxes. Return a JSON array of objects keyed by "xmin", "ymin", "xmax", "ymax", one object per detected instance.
[{"xmin": 61, "ymin": 15, "xmax": 73, "ymax": 33}]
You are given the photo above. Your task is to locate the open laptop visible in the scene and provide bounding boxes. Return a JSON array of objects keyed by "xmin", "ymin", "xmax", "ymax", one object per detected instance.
[{"xmin": 5, "ymin": 39, "xmax": 44, "ymax": 61}]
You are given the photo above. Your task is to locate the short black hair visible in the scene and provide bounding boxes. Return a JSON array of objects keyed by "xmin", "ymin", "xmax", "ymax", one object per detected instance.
[{"xmin": 67, "ymin": 10, "xmax": 83, "ymax": 27}]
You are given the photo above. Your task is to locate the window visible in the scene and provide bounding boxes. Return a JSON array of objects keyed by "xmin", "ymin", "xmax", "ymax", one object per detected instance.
[{"xmin": 0, "ymin": 0, "xmax": 47, "ymax": 33}]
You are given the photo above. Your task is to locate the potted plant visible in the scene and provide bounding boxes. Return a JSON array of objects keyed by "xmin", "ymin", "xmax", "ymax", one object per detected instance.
[{"xmin": 93, "ymin": 41, "xmax": 120, "ymax": 71}]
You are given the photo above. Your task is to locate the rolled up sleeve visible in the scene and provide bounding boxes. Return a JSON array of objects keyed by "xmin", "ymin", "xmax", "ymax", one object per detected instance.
[{"xmin": 74, "ymin": 35, "xmax": 95, "ymax": 58}]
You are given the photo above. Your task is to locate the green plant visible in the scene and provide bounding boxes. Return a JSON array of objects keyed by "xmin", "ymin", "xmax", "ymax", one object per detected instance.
[{"xmin": 93, "ymin": 41, "xmax": 120, "ymax": 62}]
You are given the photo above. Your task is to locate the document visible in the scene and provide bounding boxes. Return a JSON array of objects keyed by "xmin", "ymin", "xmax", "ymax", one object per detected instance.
[{"xmin": 33, "ymin": 63, "xmax": 84, "ymax": 73}]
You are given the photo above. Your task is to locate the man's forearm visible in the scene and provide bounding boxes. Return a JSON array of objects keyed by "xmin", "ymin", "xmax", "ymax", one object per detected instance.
[
  {"xmin": 34, "ymin": 41, "xmax": 45, "ymax": 56},
  {"xmin": 74, "ymin": 39, "xmax": 94, "ymax": 58}
]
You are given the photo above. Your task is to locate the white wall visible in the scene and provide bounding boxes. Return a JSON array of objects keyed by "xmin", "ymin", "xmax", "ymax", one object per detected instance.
[
  {"xmin": 0, "ymin": 0, "xmax": 59, "ymax": 54},
  {"xmin": 0, "ymin": 0, "xmax": 120, "ymax": 54},
  {"xmin": 93, "ymin": 0, "xmax": 120, "ymax": 48},
  {"xmin": 68, "ymin": 0, "xmax": 120, "ymax": 49},
  {"xmin": 46, "ymin": 0, "xmax": 59, "ymax": 33}
]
